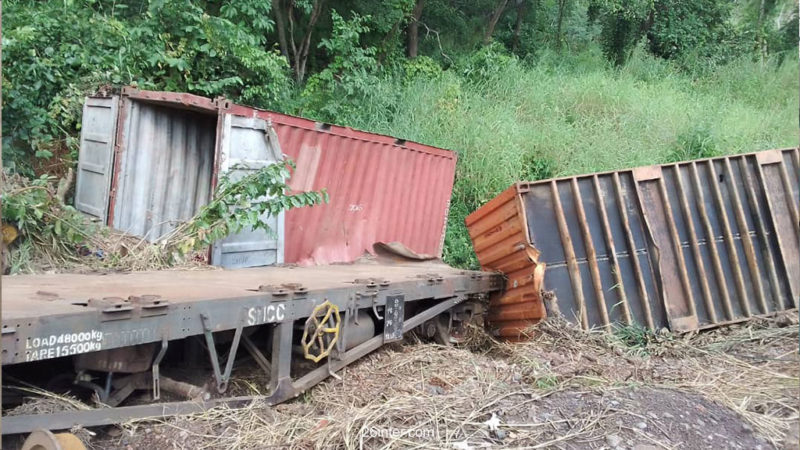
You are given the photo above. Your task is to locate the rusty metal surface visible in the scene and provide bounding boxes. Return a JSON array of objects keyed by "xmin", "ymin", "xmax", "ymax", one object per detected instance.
[
  {"xmin": 1, "ymin": 293, "xmax": 478, "ymax": 435},
  {"xmin": 1, "ymin": 261, "xmax": 500, "ymax": 365},
  {"xmin": 121, "ymin": 86, "xmax": 219, "ymax": 113},
  {"xmin": 465, "ymin": 186, "xmax": 546, "ymax": 339},
  {"xmin": 230, "ymin": 105, "xmax": 457, "ymax": 265},
  {"xmin": 81, "ymin": 88, "xmax": 456, "ymax": 267},
  {"xmin": 470, "ymin": 148, "xmax": 799, "ymax": 333}
]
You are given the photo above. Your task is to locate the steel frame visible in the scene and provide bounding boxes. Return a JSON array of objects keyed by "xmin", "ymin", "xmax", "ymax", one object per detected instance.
[
  {"xmin": 3, "ymin": 271, "xmax": 497, "ymax": 366},
  {"xmin": 2, "ymin": 267, "xmax": 501, "ymax": 435},
  {"xmin": 2, "ymin": 294, "xmax": 483, "ymax": 435}
]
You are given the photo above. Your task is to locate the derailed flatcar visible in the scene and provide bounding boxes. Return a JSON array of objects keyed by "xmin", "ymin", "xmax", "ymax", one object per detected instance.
[
  {"xmin": 2, "ymin": 258, "xmax": 501, "ymax": 439},
  {"xmin": 2, "ymin": 89, "xmax": 498, "ymax": 447}
]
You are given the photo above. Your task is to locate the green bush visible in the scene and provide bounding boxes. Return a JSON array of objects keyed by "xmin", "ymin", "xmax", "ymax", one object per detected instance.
[
  {"xmin": 666, "ymin": 125, "xmax": 720, "ymax": 163},
  {"xmin": 300, "ymin": 11, "xmax": 381, "ymax": 121},
  {"xmin": 402, "ymin": 56, "xmax": 443, "ymax": 84},
  {"xmin": 2, "ymin": 0, "xmax": 291, "ymax": 174},
  {"xmin": 460, "ymin": 42, "xmax": 518, "ymax": 84},
  {"xmin": 1, "ymin": 170, "xmax": 97, "ymax": 272}
]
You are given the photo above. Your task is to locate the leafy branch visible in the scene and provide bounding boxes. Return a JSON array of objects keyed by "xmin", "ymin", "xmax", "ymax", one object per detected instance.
[
  {"xmin": 160, "ymin": 159, "xmax": 328, "ymax": 258},
  {"xmin": 1, "ymin": 171, "xmax": 95, "ymax": 250}
]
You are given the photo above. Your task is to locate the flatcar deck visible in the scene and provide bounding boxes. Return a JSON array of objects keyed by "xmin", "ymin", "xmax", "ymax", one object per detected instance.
[
  {"xmin": 2, "ymin": 261, "xmax": 500, "ymax": 366},
  {"xmin": 4, "ymin": 261, "xmax": 471, "ymax": 319}
]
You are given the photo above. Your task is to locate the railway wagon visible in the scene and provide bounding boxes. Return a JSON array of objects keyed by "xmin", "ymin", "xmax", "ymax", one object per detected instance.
[
  {"xmin": 2, "ymin": 258, "xmax": 502, "ymax": 447},
  {"xmin": 3, "ymin": 87, "xmax": 503, "ymax": 448}
]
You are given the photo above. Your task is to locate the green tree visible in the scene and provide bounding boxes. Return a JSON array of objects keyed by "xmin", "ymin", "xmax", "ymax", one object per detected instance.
[
  {"xmin": 300, "ymin": 11, "xmax": 380, "ymax": 120},
  {"xmin": 2, "ymin": 0, "xmax": 291, "ymax": 173}
]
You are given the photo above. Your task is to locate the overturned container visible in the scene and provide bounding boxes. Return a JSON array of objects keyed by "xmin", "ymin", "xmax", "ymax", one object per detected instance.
[
  {"xmin": 75, "ymin": 88, "xmax": 456, "ymax": 268},
  {"xmin": 467, "ymin": 148, "xmax": 799, "ymax": 338}
]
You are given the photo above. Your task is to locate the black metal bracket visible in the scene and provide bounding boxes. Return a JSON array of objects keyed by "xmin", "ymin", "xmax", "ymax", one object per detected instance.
[
  {"xmin": 152, "ymin": 336, "xmax": 168, "ymax": 400},
  {"xmin": 241, "ymin": 334, "xmax": 271, "ymax": 375},
  {"xmin": 201, "ymin": 312, "xmax": 244, "ymax": 393},
  {"xmin": 266, "ymin": 321, "xmax": 296, "ymax": 403}
]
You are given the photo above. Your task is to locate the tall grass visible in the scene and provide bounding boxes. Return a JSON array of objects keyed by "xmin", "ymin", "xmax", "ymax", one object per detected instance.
[{"xmin": 336, "ymin": 49, "xmax": 799, "ymax": 268}]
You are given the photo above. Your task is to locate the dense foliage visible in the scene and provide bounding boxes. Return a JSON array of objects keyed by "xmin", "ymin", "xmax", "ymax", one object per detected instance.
[
  {"xmin": 2, "ymin": 171, "xmax": 94, "ymax": 257},
  {"xmin": 2, "ymin": 0, "xmax": 798, "ymax": 268},
  {"xmin": 2, "ymin": 0, "xmax": 290, "ymax": 174}
]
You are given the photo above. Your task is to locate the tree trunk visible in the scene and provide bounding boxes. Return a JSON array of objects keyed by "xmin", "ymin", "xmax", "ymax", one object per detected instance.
[
  {"xmin": 287, "ymin": 0, "xmax": 325, "ymax": 82},
  {"xmin": 555, "ymin": 0, "xmax": 566, "ymax": 51},
  {"xmin": 511, "ymin": 0, "xmax": 527, "ymax": 51},
  {"xmin": 483, "ymin": 0, "xmax": 509, "ymax": 45},
  {"xmin": 272, "ymin": 0, "xmax": 289, "ymax": 58},
  {"xmin": 756, "ymin": 0, "xmax": 766, "ymax": 61},
  {"xmin": 407, "ymin": 0, "xmax": 425, "ymax": 58}
]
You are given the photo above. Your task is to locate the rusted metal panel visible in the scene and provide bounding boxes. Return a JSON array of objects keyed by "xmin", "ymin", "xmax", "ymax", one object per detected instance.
[
  {"xmin": 78, "ymin": 89, "xmax": 455, "ymax": 267},
  {"xmin": 465, "ymin": 185, "xmax": 546, "ymax": 339},
  {"xmin": 1, "ymin": 262, "xmax": 500, "ymax": 365},
  {"xmin": 1, "ymin": 261, "xmax": 501, "ymax": 433},
  {"xmin": 233, "ymin": 107, "xmax": 458, "ymax": 265},
  {"xmin": 121, "ymin": 86, "xmax": 219, "ymax": 113},
  {"xmin": 471, "ymin": 148, "xmax": 799, "ymax": 334}
]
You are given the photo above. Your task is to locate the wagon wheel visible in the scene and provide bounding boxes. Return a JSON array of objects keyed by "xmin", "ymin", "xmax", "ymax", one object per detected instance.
[
  {"xmin": 428, "ymin": 309, "xmax": 474, "ymax": 345},
  {"xmin": 301, "ymin": 300, "xmax": 341, "ymax": 363},
  {"xmin": 22, "ymin": 429, "xmax": 86, "ymax": 450},
  {"xmin": 433, "ymin": 312, "xmax": 464, "ymax": 345}
]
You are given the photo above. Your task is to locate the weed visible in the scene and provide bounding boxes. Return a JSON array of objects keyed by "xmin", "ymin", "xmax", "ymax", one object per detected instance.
[
  {"xmin": 666, "ymin": 125, "xmax": 720, "ymax": 162},
  {"xmin": 534, "ymin": 374, "xmax": 561, "ymax": 389},
  {"xmin": 611, "ymin": 324, "xmax": 666, "ymax": 356}
]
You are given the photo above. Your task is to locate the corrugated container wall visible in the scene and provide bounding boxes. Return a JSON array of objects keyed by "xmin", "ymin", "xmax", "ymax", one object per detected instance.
[
  {"xmin": 228, "ymin": 104, "xmax": 456, "ymax": 265},
  {"xmin": 112, "ymin": 100, "xmax": 216, "ymax": 240},
  {"xmin": 467, "ymin": 148, "xmax": 799, "ymax": 338},
  {"xmin": 465, "ymin": 187, "xmax": 546, "ymax": 340},
  {"xmin": 76, "ymin": 88, "xmax": 456, "ymax": 267}
]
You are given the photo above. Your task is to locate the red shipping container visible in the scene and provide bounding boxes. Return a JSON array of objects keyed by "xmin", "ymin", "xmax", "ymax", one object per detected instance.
[{"xmin": 75, "ymin": 88, "xmax": 456, "ymax": 267}]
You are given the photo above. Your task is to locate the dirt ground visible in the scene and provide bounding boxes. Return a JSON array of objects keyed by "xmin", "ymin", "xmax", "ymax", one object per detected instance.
[{"xmin": 5, "ymin": 312, "xmax": 799, "ymax": 449}]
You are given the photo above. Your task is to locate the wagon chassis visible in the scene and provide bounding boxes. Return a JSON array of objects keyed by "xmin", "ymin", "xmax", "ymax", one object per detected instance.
[{"xmin": 2, "ymin": 265, "xmax": 501, "ymax": 436}]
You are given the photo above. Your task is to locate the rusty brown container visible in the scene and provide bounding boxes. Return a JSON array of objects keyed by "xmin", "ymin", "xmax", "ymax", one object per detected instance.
[
  {"xmin": 468, "ymin": 148, "xmax": 799, "ymax": 336},
  {"xmin": 465, "ymin": 186, "xmax": 546, "ymax": 339},
  {"xmin": 228, "ymin": 105, "xmax": 456, "ymax": 265}
]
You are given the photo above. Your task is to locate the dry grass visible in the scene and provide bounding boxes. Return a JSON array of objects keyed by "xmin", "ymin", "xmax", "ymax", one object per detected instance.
[
  {"xmin": 16, "ymin": 227, "xmax": 213, "ymax": 274},
  {"xmin": 6, "ymin": 313, "xmax": 796, "ymax": 449},
  {"xmin": 2, "ymin": 168, "xmax": 215, "ymax": 275},
  {"xmin": 88, "ymin": 312, "xmax": 798, "ymax": 449},
  {"xmin": 508, "ymin": 315, "xmax": 800, "ymax": 446},
  {"xmin": 4, "ymin": 386, "xmax": 94, "ymax": 415}
]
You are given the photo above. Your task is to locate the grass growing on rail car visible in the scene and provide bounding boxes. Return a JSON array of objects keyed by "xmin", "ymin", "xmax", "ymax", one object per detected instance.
[{"xmin": 338, "ymin": 48, "xmax": 799, "ymax": 269}]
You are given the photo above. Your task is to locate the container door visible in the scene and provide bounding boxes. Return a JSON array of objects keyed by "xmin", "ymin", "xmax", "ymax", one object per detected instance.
[
  {"xmin": 211, "ymin": 115, "xmax": 285, "ymax": 268},
  {"xmin": 75, "ymin": 96, "xmax": 119, "ymax": 221}
]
